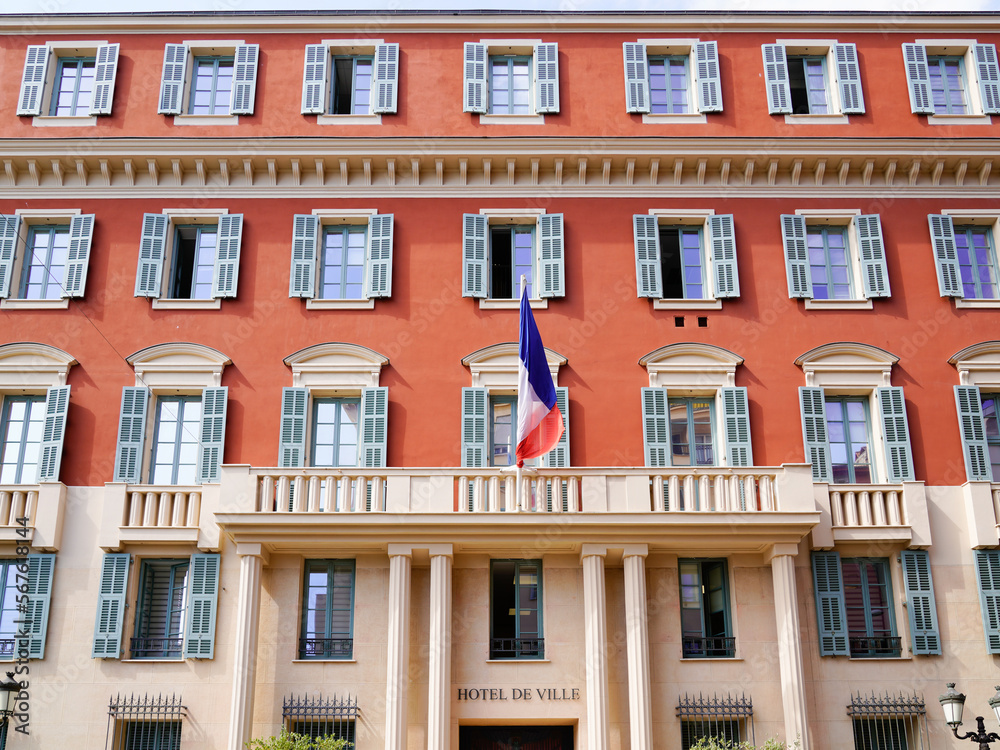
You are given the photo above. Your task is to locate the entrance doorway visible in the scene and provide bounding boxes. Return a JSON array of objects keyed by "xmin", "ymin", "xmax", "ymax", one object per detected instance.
[{"xmin": 459, "ymin": 725, "xmax": 574, "ymax": 750}]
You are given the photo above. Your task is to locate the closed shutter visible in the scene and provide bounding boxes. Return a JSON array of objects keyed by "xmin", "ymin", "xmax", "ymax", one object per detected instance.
[
  {"xmin": 927, "ymin": 214, "xmax": 962, "ymax": 297},
  {"xmin": 535, "ymin": 43, "xmax": 560, "ymax": 113},
  {"xmin": 642, "ymin": 387, "xmax": 670, "ymax": 468},
  {"xmin": 855, "ymin": 214, "xmax": 890, "ymax": 298},
  {"xmin": 900, "ymin": 550, "xmax": 941, "ymax": 655},
  {"xmin": 25, "ymin": 554, "xmax": 55, "ymax": 659},
  {"xmin": 461, "ymin": 387, "xmax": 487, "ymax": 468},
  {"xmin": 462, "ymin": 214, "xmax": 488, "ymax": 298},
  {"xmin": 902, "ymin": 44, "xmax": 934, "ymax": 114},
  {"xmin": 762, "ymin": 44, "xmax": 792, "ymax": 114},
  {"xmin": 877, "ymin": 386, "xmax": 915, "ymax": 482},
  {"xmin": 38, "ymin": 386, "xmax": 71, "ymax": 482},
  {"xmin": 694, "ymin": 41, "xmax": 723, "ymax": 113},
  {"xmin": 63, "ymin": 214, "xmax": 95, "ymax": 298},
  {"xmin": 0, "ymin": 214, "xmax": 21, "ymax": 298},
  {"xmin": 184, "ymin": 553, "xmax": 220, "ymax": 659},
  {"xmin": 799, "ymin": 387, "xmax": 832, "ymax": 482},
  {"xmin": 544, "ymin": 387, "xmax": 570, "ymax": 468},
  {"xmin": 812, "ymin": 551, "xmax": 849, "ymax": 656},
  {"xmin": 279, "ymin": 387, "xmax": 308, "ymax": 468},
  {"xmin": 301, "ymin": 44, "xmax": 329, "ymax": 114},
  {"xmin": 975, "ymin": 549, "xmax": 1000, "ymax": 653},
  {"xmin": 197, "ymin": 387, "xmax": 228, "ymax": 483},
  {"xmin": 538, "ymin": 214, "xmax": 565, "ymax": 298},
  {"xmin": 360, "ymin": 387, "xmax": 389, "ymax": 468},
  {"xmin": 975, "ymin": 44, "xmax": 1000, "ymax": 114},
  {"xmin": 17, "ymin": 45, "xmax": 49, "ymax": 116},
  {"xmin": 633, "ymin": 215, "xmax": 662, "ymax": 298},
  {"xmin": 709, "ymin": 214, "xmax": 739, "ymax": 298},
  {"xmin": 623, "ymin": 43, "xmax": 650, "ymax": 113},
  {"xmin": 230, "ymin": 44, "xmax": 259, "ymax": 115},
  {"xmin": 289, "ymin": 214, "xmax": 318, "ymax": 298},
  {"xmin": 781, "ymin": 214, "xmax": 813, "ymax": 298},
  {"xmin": 134, "ymin": 213, "xmax": 168, "ymax": 297},
  {"xmin": 212, "ymin": 213, "xmax": 243, "ymax": 298},
  {"xmin": 954, "ymin": 385, "xmax": 993, "ymax": 481},
  {"xmin": 463, "ymin": 43, "xmax": 488, "ymax": 114},
  {"xmin": 158, "ymin": 44, "xmax": 188, "ymax": 115},
  {"xmin": 373, "ymin": 43, "xmax": 400, "ymax": 114},
  {"xmin": 722, "ymin": 387, "xmax": 753, "ymax": 467},
  {"xmin": 90, "ymin": 43, "xmax": 120, "ymax": 115},
  {"xmin": 92, "ymin": 553, "xmax": 130, "ymax": 658},
  {"xmin": 113, "ymin": 387, "xmax": 149, "ymax": 484},
  {"xmin": 366, "ymin": 214, "xmax": 394, "ymax": 298},
  {"xmin": 833, "ymin": 43, "xmax": 865, "ymax": 114}
]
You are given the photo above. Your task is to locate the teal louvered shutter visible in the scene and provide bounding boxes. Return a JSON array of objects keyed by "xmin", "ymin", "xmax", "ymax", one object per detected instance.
[
  {"xmin": 955, "ymin": 385, "xmax": 993, "ymax": 481},
  {"xmin": 461, "ymin": 387, "xmax": 487, "ymax": 468},
  {"xmin": 927, "ymin": 214, "xmax": 962, "ymax": 297},
  {"xmin": 694, "ymin": 41, "xmax": 723, "ymax": 113},
  {"xmin": 373, "ymin": 43, "xmax": 400, "ymax": 114},
  {"xmin": 279, "ymin": 387, "xmax": 307, "ymax": 468},
  {"xmin": 623, "ymin": 43, "xmax": 649, "ymax": 113},
  {"xmin": 800, "ymin": 387, "xmax": 832, "ymax": 482},
  {"xmin": 90, "ymin": 43, "xmax": 120, "ymax": 115},
  {"xmin": 642, "ymin": 387, "xmax": 670, "ymax": 468},
  {"xmin": 833, "ymin": 43, "xmax": 865, "ymax": 114},
  {"xmin": 92, "ymin": 553, "xmax": 130, "ymax": 658},
  {"xmin": 544, "ymin": 387, "xmax": 570, "ymax": 468},
  {"xmin": 709, "ymin": 214, "xmax": 739, "ymax": 298},
  {"xmin": 135, "ymin": 213, "xmax": 168, "ymax": 297},
  {"xmin": 762, "ymin": 44, "xmax": 791, "ymax": 114},
  {"xmin": 877, "ymin": 386, "xmax": 915, "ymax": 482},
  {"xmin": 63, "ymin": 214, "xmax": 95, "ymax": 298},
  {"xmin": 976, "ymin": 550, "xmax": 1000, "ymax": 653},
  {"xmin": 901, "ymin": 550, "xmax": 941, "ymax": 655},
  {"xmin": 360, "ymin": 387, "xmax": 389, "ymax": 468},
  {"xmin": 538, "ymin": 214, "xmax": 565, "ymax": 298},
  {"xmin": 184, "ymin": 553, "xmax": 220, "ymax": 659},
  {"xmin": 158, "ymin": 44, "xmax": 188, "ymax": 115},
  {"xmin": 463, "ymin": 43, "xmax": 488, "ymax": 114},
  {"xmin": 212, "ymin": 213, "xmax": 243, "ymax": 298},
  {"xmin": 975, "ymin": 44, "xmax": 1000, "ymax": 114},
  {"xmin": 113, "ymin": 387, "xmax": 149, "ymax": 483},
  {"xmin": 462, "ymin": 214, "xmax": 488, "ymax": 298},
  {"xmin": 535, "ymin": 43, "xmax": 559, "ymax": 113},
  {"xmin": 633, "ymin": 215, "xmax": 662, "ymax": 298},
  {"xmin": 17, "ymin": 45, "xmax": 49, "ymax": 116},
  {"xmin": 0, "ymin": 215, "xmax": 22, "ymax": 299},
  {"xmin": 366, "ymin": 214, "xmax": 394, "ymax": 298},
  {"xmin": 289, "ymin": 214, "xmax": 318, "ymax": 298},
  {"xmin": 38, "ymin": 386, "xmax": 71, "ymax": 482},
  {"xmin": 722, "ymin": 387, "xmax": 753, "ymax": 467},
  {"xmin": 26, "ymin": 554, "xmax": 55, "ymax": 659},
  {"xmin": 230, "ymin": 44, "xmax": 259, "ymax": 115},
  {"xmin": 812, "ymin": 551, "xmax": 849, "ymax": 656},
  {"xmin": 301, "ymin": 44, "xmax": 329, "ymax": 114},
  {"xmin": 197, "ymin": 387, "xmax": 228, "ymax": 483},
  {"xmin": 855, "ymin": 214, "xmax": 890, "ymax": 298},
  {"xmin": 902, "ymin": 44, "xmax": 933, "ymax": 114},
  {"xmin": 781, "ymin": 214, "xmax": 812, "ymax": 298}
]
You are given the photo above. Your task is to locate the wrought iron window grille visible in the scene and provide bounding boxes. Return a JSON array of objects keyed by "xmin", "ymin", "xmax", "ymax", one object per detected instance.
[
  {"xmin": 283, "ymin": 693, "xmax": 359, "ymax": 744},
  {"xmin": 105, "ymin": 693, "xmax": 186, "ymax": 750},
  {"xmin": 847, "ymin": 691, "xmax": 929, "ymax": 750},
  {"xmin": 677, "ymin": 692, "xmax": 755, "ymax": 749}
]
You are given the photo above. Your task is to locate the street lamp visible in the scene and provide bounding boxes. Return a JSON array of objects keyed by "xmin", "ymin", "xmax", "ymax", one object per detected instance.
[
  {"xmin": 940, "ymin": 683, "xmax": 1000, "ymax": 749},
  {"xmin": 0, "ymin": 672, "xmax": 20, "ymax": 750}
]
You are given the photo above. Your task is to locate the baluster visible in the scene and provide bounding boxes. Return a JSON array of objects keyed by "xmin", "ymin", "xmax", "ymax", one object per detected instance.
[
  {"xmin": 371, "ymin": 477, "xmax": 385, "ymax": 512},
  {"xmin": 871, "ymin": 491, "xmax": 887, "ymax": 526},
  {"xmin": 307, "ymin": 476, "xmax": 322, "ymax": 512},
  {"xmin": 351, "ymin": 476, "xmax": 365, "ymax": 512},
  {"xmin": 488, "ymin": 476, "xmax": 499, "ymax": 512},
  {"xmin": 552, "ymin": 477, "xmax": 564, "ymax": 513},
  {"xmin": 187, "ymin": 492, "xmax": 201, "ymax": 527},
  {"xmin": 859, "ymin": 491, "xmax": 873, "ymax": 526},
  {"xmin": 172, "ymin": 492, "xmax": 187, "ymax": 527},
  {"xmin": 142, "ymin": 492, "xmax": 157, "ymax": 526},
  {"xmin": 668, "ymin": 475, "xmax": 680, "ymax": 511},
  {"xmin": 293, "ymin": 476, "xmax": 307, "ymax": 512},
  {"xmin": 831, "ymin": 491, "xmax": 845, "ymax": 527},
  {"xmin": 474, "ymin": 476, "xmax": 486, "ymax": 512},
  {"xmin": 128, "ymin": 492, "xmax": 143, "ymax": 526},
  {"xmin": 698, "ymin": 475, "xmax": 711, "ymax": 511},
  {"xmin": 23, "ymin": 491, "xmax": 37, "ymax": 525},
  {"xmin": 11, "ymin": 493, "xmax": 25, "ymax": 525},
  {"xmin": 682, "ymin": 475, "xmax": 695, "ymax": 511},
  {"xmin": 458, "ymin": 476, "xmax": 469, "ymax": 512},
  {"xmin": 760, "ymin": 475, "xmax": 774, "ymax": 511},
  {"xmin": 158, "ymin": 493, "xmax": 173, "ymax": 527},
  {"xmin": 259, "ymin": 476, "xmax": 274, "ymax": 513},
  {"xmin": 276, "ymin": 475, "xmax": 291, "ymax": 512},
  {"xmin": 844, "ymin": 492, "xmax": 858, "ymax": 526},
  {"xmin": 568, "ymin": 477, "xmax": 579, "ymax": 512},
  {"xmin": 0, "ymin": 492, "xmax": 10, "ymax": 526},
  {"xmin": 887, "ymin": 491, "xmax": 902, "ymax": 526}
]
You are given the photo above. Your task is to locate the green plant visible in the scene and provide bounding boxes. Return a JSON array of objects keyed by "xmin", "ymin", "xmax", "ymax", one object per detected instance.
[
  {"xmin": 689, "ymin": 737, "xmax": 801, "ymax": 750},
  {"xmin": 245, "ymin": 727, "xmax": 351, "ymax": 750}
]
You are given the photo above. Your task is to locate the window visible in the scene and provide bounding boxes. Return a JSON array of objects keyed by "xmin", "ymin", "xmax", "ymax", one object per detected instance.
[
  {"xmin": 842, "ymin": 558, "xmax": 899, "ymax": 658},
  {"xmin": 490, "ymin": 55, "xmax": 531, "ymax": 114},
  {"xmin": 679, "ymin": 559, "xmax": 734, "ymax": 658},
  {"xmin": 320, "ymin": 226, "xmax": 367, "ymax": 300},
  {"xmin": 903, "ymin": 41, "xmax": 1000, "ymax": 118},
  {"xmin": 763, "ymin": 42, "xmax": 865, "ymax": 117},
  {"xmin": 787, "ymin": 55, "xmax": 829, "ymax": 113},
  {"xmin": 50, "ymin": 57, "xmax": 95, "ymax": 116},
  {"xmin": 283, "ymin": 694, "xmax": 359, "ymax": 745},
  {"xmin": 300, "ymin": 560, "xmax": 354, "ymax": 660},
  {"xmin": 677, "ymin": 694, "xmax": 754, "ymax": 750},
  {"xmin": 0, "ymin": 212, "xmax": 95, "ymax": 305},
  {"xmin": 490, "ymin": 560, "xmax": 542, "ymax": 659},
  {"xmin": 825, "ymin": 397, "xmax": 873, "ymax": 484},
  {"xmin": 106, "ymin": 694, "xmax": 187, "ymax": 750},
  {"xmin": 0, "ymin": 396, "xmax": 44, "ymax": 485},
  {"xmin": 149, "ymin": 396, "xmax": 202, "ymax": 485},
  {"xmin": 301, "ymin": 42, "xmax": 399, "ymax": 118},
  {"xmin": 489, "ymin": 395, "xmax": 517, "ymax": 467},
  {"xmin": 463, "ymin": 41, "xmax": 559, "ymax": 117},
  {"xmin": 16, "ymin": 42, "xmax": 119, "ymax": 119},
  {"xmin": 0, "ymin": 555, "xmax": 55, "ymax": 661},
  {"xmin": 291, "ymin": 720, "xmax": 355, "ymax": 745},
  {"xmin": 985, "ymin": 393, "xmax": 1000, "ymax": 477},
  {"xmin": 118, "ymin": 722, "xmax": 182, "ymax": 750},
  {"xmin": 847, "ymin": 692, "xmax": 930, "ymax": 750},
  {"xmin": 928, "ymin": 55, "xmax": 968, "ymax": 114},
  {"xmin": 189, "ymin": 56, "xmax": 233, "ymax": 115},
  {"xmin": 131, "ymin": 559, "xmax": 188, "ymax": 659},
  {"xmin": 623, "ymin": 40, "xmax": 722, "ymax": 116},
  {"xmin": 806, "ymin": 225, "xmax": 852, "ymax": 300},
  {"xmin": 928, "ymin": 213, "xmax": 1000, "ymax": 304},
  {"xmin": 670, "ymin": 398, "xmax": 716, "ymax": 467},
  {"xmin": 310, "ymin": 399, "xmax": 360, "ymax": 467},
  {"xmin": 20, "ymin": 225, "xmax": 69, "ymax": 300},
  {"xmin": 158, "ymin": 42, "xmax": 258, "ymax": 118},
  {"xmin": 951, "ymin": 344, "xmax": 1000, "ymax": 483},
  {"xmin": 681, "ymin": 721, "xmax": 740, "ymax": 750},
  {"xmin": 975, "ymin": 549, "xmax": 1000, "ymax": 654},
  {"xmin": 955, "ymin": 225, "xmax": 999, "ymax": 299}
]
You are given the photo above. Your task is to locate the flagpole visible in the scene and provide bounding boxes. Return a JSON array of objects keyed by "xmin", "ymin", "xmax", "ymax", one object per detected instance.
[{"xmin": 516, "ymin": 274, "xmax": 526, "ymax": 512}]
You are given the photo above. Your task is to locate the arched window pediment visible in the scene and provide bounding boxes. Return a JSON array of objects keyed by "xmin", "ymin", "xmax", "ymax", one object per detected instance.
[
  {"xmin": 795, "ymin": 342, "xmax": 897, "ymax": 388},
  {"xmin": 462, "ymin": 342, "xmax": 566, "ymax": 388},
  {"xmin": 949, "ymin": 341, "xmax": 1000, "ymax": 387},
  {"xmin": 127, "ymin": 342, "xmax": 231, "ymax": 388},
  {"xmin": 0, "ymin": 342, "xmax": 77, "ymax": 389},
  {"xmin": 284, "ymin": 342, "xmax": 389, "ymax": 389},
  {"xmin": 639, "ymin": 342, "xmax": 743, "ymax": 388}
]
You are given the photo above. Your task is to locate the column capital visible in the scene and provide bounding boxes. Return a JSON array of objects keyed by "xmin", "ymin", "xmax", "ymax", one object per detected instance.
[
  {"xmin": 621, "ymin": 544, "xmax": 649, "ymax": 559},
  {"xmin": 235, "ymin": 542, "xmax": 269, "ymax": 563},
  {"xmin": 427, "ymin": 543, "xmax": 454, "ymax": 559},
  {"xmin": 387, "ymin": 543, "xmax": 415, "ymax": 558},
  {"xmin": 580, "ymin": 543, "xmax": 609, "ymax": 562},
  {"xmin": 764, "ymin": 543, "xmax": 799, "ymax": 563}
]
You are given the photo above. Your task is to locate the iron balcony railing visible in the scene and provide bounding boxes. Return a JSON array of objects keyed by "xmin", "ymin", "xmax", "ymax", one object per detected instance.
[
  {"xmin": 298, "ymin": 638, "xmax": 353, "ymax": 659},
  {"xmin": 849, "ymin": 636, "xmax": 902, "ymax": 658},
  {"xmin": 490, "ymin": 637, "xmax": 544, "ymax": 660},
  {"xmin": 682, "ymin": 635, "xmax": 736, "ymax": 658},
  {"xmin": 129, "ymin": 636, "xmax": 184, "ymax": 659}
]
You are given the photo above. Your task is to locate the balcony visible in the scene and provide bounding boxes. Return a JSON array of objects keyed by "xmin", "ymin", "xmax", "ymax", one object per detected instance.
[
  {"xmin": 99, "ymin": 482, "xmax": 221, "ymax": 551},
  {"xmin": 129, "ymin": 636, "xmax": 184, "ymax": 659},
  {"xmin": 682, "ymin": 635, "xmax": 736, "ymax": 659},
  {"xmin": 298, "ymin": 638, "xmax": 353, "ymax": 660},
  {"xmin": 810, "ymin": 481, "xmax": 932, "ymax": 549},
  {"xmin": 0, "ymin": 482, "xmax": 66, "ymax": 550},
  {"xmin": 849, "ymin": 635, "xmax": 902, "ymax": 659},
  {"xmin": 490, "ymin": 637, "xmax": 544, "ymax": 660}
]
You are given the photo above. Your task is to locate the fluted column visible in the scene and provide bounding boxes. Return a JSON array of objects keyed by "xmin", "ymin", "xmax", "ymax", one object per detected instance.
[
  {"xmin": 581, "ymin": 544, "xmax": 609, "ymax": 750},
  {"xmin": 385, "ymin": 545, "xmax": 413, "ymax": 750},
  {"xmin": 766, "ymin": 543, "xmax": 811, "ymax": 750},
  {"xmin": 427, "ymin": 545, "xmax": 454, "ymax": 750},
  {"xmin": 623, "ymin": 545, "xmax": 652, "ymax": 750},
  {"xmin": 228, "ymin": 543, "xmax": 267, "ymax": 750}
]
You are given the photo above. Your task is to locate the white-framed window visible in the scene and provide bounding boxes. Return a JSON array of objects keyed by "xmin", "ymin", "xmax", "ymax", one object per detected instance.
[
  {"xmin": 623, "ymin": 40, "xmax": 722, "ymax": 119},
  {"xmin": 133, "ymin": 209, "xmax": 243, "ymax": 309},
  {"xmin": 762, "ymin": 40, "xmax": 865, "ymax": 121},
  {"xmin": 16, "ymin": 41, "xmax": 119, "ymax": 124},
  {"xmin": 781, "ymin": 211, "xmax": 890, "ymax": 309},
  {"xmin": 928, "ymin": 211, "xmax": 1000, "ymax": 307},
  {"xmin": 633, "ymin": 210, "xmax": 739, "ymax": 309},
  {"xmin": 903, "ymin": 40, "xmax": 1000, "ymax": 122},
  {"xmin": 288, "ymin": 211, "xmax": 393, "ymax": 309},
  {"xmin": 463, "ymin": 40, "xmax": 559, "ymax": 122},
  {"xmin": 950, "ymin": 341, "xmax": 1000, "ymax": 483},
  {"xmin": 157, "ymin": 41, "xmax": 259, "ymax": 122},
  {"xmin": 300, "ymin": 40, "xmax": 399, "ymax": 122}
]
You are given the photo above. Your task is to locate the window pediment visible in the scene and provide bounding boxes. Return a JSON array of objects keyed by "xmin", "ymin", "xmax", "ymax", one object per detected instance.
[
  {"xmin": 284, "ymin": 342, "xmax": 388, "ymax": 389},
  {"xmin": 795, "ymin": 342, "xmax": 897, "ymax": 388},
  {"xmin": 0, "ymin": 342, "xmax": 77, "ymax": 389},
  {"xmin": 950, "ymin": 340, "xmax": 1000, "ymax": 387},
  {"xmin": 127, "ymin": 342, "xmax": 231, "ymax": 388},
  {"xmin": 462, "ymin": 342, "xmax": 565, "ymax": 388},
  {"xmin": 639, "ymin": 343, "xmax": 742, "ymax": 388}
]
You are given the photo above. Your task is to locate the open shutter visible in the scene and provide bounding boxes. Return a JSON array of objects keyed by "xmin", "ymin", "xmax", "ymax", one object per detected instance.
[
  {"xmin": 535, "ymin": 43, "xmax": 560, "ymax": 113},
  {"xmin": 92, "ymin": 553, "xmax": 130, "ymax": 658},
  {"xmin": 38, "ymin": 386, "xmax": 71, "ymax": 482},
  {"xmin": 158, "ymin": 44, "xmax": 188, "ymax": 115},
  {"xmin": 63, "ymin": 213, "xmax": 95, "ymax": 298},
  {"xmin": 800, "ymin": 387, "xmax": 832, "ymax": 482},
  {"xmin": 366, "ymin": 214, "xmax": 394, "ymax": 298},
  {"xmin": 461, "ymin": 387, "xmax": 487, "ymax": 468},
  {"xmin": 197, "ymin": 387, "xmax": 228, "ymax": 483},
  {"xmin": 26, "ymin": 554, "xmax": 55, "ymax": 659},
  {"xmin": 694, "ymin": 41, "xmax": 723, "ymax": 113},
  {"xmin": 463, "ymin": 43, "xmax": 488, "ymax": 114},
  {"xmin": 633, "ymin": 215, "xmax": 662, "ymax": 298},
  {"xmin": 709, "ymin": 214, "xmax": 739, "ymax": 298},
  {"xmin": 360, "ymin": 387, "xmax": 389, "ymax": 468},
  {"xmin": 230, "ymin": 43, "xmax": 260, "ymax": 115},
  {"xmin": 301, "ymin": 44, "xmax": 329, "ymax": 114},
  {"xmin": 90, "ymin": 43, "xmax": 120, "ymax": 115},
  {"xmin": 212, "ymin": 213, "xmax": 243, "ymax": 298},
  {"xmin": 17, "ymin": 45, "xmax": 49, "ymax": 116},
  {"xmin": 113, "ymin": 387, "xmax": 148, "ymax": 484},
  {"xmin": 781, "ymin": 214, "xmax": 812, "ymax": 298},
  {"xmin": 877, "ymin": 386, "xmax": 915, "ymax": 482},
  {"xmin": 762, "ymin": 44, "xmax": 792, "ymax": 114},
  {"xmin": 642, "ymin": 387, "xmax": 670, "ymax": 468},
  {"xmin": 0, "ymin": 215, "xmax": 22, "ymax": 299},
  {"xmin": 812, "ymin": 551, "xmax": 849, "ymax": 656},
  {"xmin": 462, "ymin": 213, "xmax": 488, "ymax": 298},
  {"xmin": 623, "ymin": 43, "xmax": 650, "ymax": 113},
  {"xmin": 373, "ymin": 43, "xmax": 400, "ymax": 114},
  {"xmin": 901, "ymin": 550, "xmax": 941, "ymax": 655},
  {"xmin": 279, "ymin": 387, "xmax": 307, "ymax": 468},
  {"xmin": 855, "ymin": 214, "xmax": 890, "ymax": 298},
  {"xmin": 955, "ymin": 385, "xmax": 993, "ymax": 482},
  {"xmin": 289, "ymin": 214, "xmax": 318, "ymax": 298},
  {"xmin": 538, "ymin": 213, "xmax": 565, "ymax": 298},
  {"xmin": 976, "ymin": 549, "xmax": 1000, "ymax": 654},
  {"xmin": 544, "ymin": 387, "xmax": 570, "ymax": 468},
  {"xmin": 927, "ymin": 214, "xmax": 962, "ymax": 297},
  {"xmin": 722, "ymin": 387, "xmax": 753, "ymax": 467},
  {"xmin": 135, "ymin": 213, "xmax": 168, "ymax": 297},
  {"xmin": 184, "ymin": 553, "xmax": 220, "ymax": 659},
  {"xmin": 833, "ymin": 43, "xmax": 865, "ymax": 114},
  {"xmin": 975, "ymin": 44, "xmax": 1000, "ymax": 114},
  {"xmin": 902, "ymin": 44, "xmax": 934, "ymax": 114}
]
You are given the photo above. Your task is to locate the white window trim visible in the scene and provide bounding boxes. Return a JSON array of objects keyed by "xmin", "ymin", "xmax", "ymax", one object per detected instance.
[
  {"xmin": 775, "ymin": 38, "xmax": 850, "ymax": 124},
  {"xmin": 149, "ymin": 208, "xmax": 228, "ymax": 305},
  {"xmin": 304, "ymin": 208, "xmax": 381, "ymax": 309},
  {"xmin": 463, "ymin": 342, "xmax": 564, "ymax": 391},
  {"xmin": 1, "ymin": 208, "xmax": 83, "ymax": 310},
  {"xmin": 478, "ymin": 38, "xmax": 546, "ymax": 124},
  {"xmin": 950, "ymin": 341, "xmax": 1000, "ymax": 389},
  {"xmin": 0, "ymin": 343, "xmax": 76, "ymax": 391},
  {"xmin": 940, "ymin": 209, "xmax": 1000, "ymax": 308},
  {"xmin": 478, "ymin": 207, "xmax": 550, "ymax": 308},
  {"xmin": 646, "ymin": 208, "xmax": 725, "ymax": 310},
  {"xmin": 285, "ymin": 342, "xmax": 387, "ymax": 391},
  {"xmin": 170, "ymin": 39, "xmax": 246, "ymax": 126},
  {"xmin": 794, "ymin": 208, "xmax": 874, "ymax": 309},
  {"xmin": 917, "ymin": 38, "xmax": 993, "ymax": 125},
  {"xmin": 636, "ymin": 38, "xmax": 709, "ymax": 124},
  {"xmin": 314, "ymin": 38, "xmax": 385, "ymax": 124},
  {"xmin": 28, "ymin": 40, "xmax": 108, "ymax": 127}
]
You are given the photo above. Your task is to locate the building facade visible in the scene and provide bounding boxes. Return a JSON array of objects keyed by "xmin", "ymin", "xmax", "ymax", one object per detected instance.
[{"xmin": 1, "ymin": 9, "xmax": 1000, "ymax": 750}]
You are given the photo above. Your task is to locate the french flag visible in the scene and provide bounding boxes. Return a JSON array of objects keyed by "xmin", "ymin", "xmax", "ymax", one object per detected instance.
[{"xmin": 516, "ymin": 287, "xmax": 564, "ymax": 466}]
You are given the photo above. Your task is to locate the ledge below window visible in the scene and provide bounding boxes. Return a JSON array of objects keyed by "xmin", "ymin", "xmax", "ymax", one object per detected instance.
[
  {"xmin": 486, "ymin": 659, "xmax": 551, "ymax": 664},
  {"xmin": 652, "ymin": 298, "xmax": 722, "ymax": 310},
  {"xmin": 927, "ymin": 113, "xmax": 992, "ymax": 126},
  {"xmin": 479, "ymin": 114, "xmax": 545, "ymax": 125},
  {"xmin": 480, "ymin": 298, "xmax": 548, "ymax": 310},
  {"xmin": 291, "ymin": 659, "xmax": 357, "ymax": 664},
  {"xmin": 317, "ymin": 114, "xmax": 382, "ymax": 125},
  {"xmin": 1, "ymin": 298, "xmax": 69, "ymax": 310},
  {"xmin": 783, "ymin": 113, "xmax": 849, "ymax": 125},
  {"xmin": 804, "ymin": 298, "xmax": 873, "ymax": 310},
  {"xmin": 31, "ymin": 115, "xmax": 97, "ymax": 127},
  {"xmin": 151, "ymin": 298, "xmax": 222, "ymax": 310},
  {"xmin": 641, "ymin": 112, "xmax": 707, "ymax": 124},
  {"xmin": 172, "ymin": 114, "xmax": 239, "ymax": 126},
  {"xmin": 305, "ymin": 298, "xmax": 376, "ymax": 310},
  {"xmin": 955, "ymin": 297, "xmax": 1000, "ymax": 308}
]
